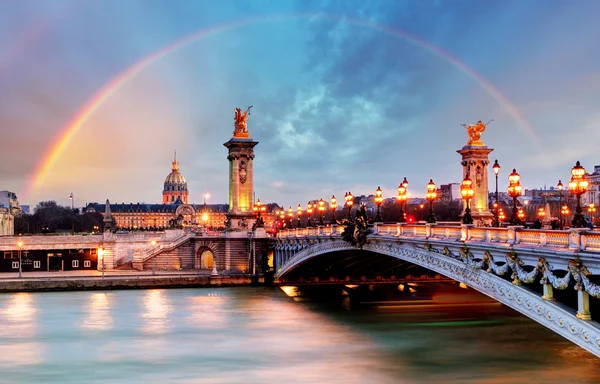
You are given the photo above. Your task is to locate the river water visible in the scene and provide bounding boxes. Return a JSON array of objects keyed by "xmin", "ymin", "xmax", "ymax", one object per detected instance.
[{"xmin": 1, "ymin": 287, "xmax": 599, "ymax": 384}]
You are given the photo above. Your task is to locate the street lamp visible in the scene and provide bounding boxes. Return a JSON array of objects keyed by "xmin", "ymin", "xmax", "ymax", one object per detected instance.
[
  {"xmin": 397, "ymin": 177, "xmax": 408, "ymax": 223},
  {"xmin": 498, "ymin": 208, "xmax": 505, "ymax": 223},
  {"xmin": 507, "ymin": 169, "xmax": 523, "ymax": 225},
  {"xmin": 425, "ymin": 179, "xmax": 437, "ymax": 224},
  {"xmin": 330, "ymin": 195, "xmax": 337, "ymax": 224},
  {"xmin": 569, "ymin": 161, "xmax": 589, "ymax": 228},
  {"xmin": 69, "ymin": 192, "xmax": 75, "ymax": 235},
  {"xmin": 306, "ymin": 202, "xmax": 313, "ymax": 227},
  {"xmin": 17, "ymin": 241, "xmax": 23, "ymax": 278},
  {"xmin": 460, "ymin": 177, "xmax": 474, "ymax": 224},
  {"xmin": 287, "ymin": 207, "xmax": 294, "ymax": 228},
  {"xmin": 297, "ymin": 204, "xmax": 303, "ymax": 228},
  {"xmin": 557, "ymin": 180, "xmax": 564, "ymax": 229},
  {"xmin": 561, "ymin": 205, "xmax": 570, "ymax": 227},
  {"xmin": 344, "ymin": 192, "xmax": 354, "ymax": 220},
  {"xmin": 538, "ymin": 207, "xmax": 546, "ymax": 220},
  {"xmin": 151, "ymin": 240, "xmax": 157, "ymax": 275},
  {"xmin": 518, "ymin": 208, "xmax": 525, "ymax": 222},
  {"xmin": 374, "ymin": 186, "xmax": 383, "ymax": 222},
  {"xmin": 493, "ymin": 160, "xmax": 501, "ymax": 227},
  {"xmin": 98, "ymin": 247, "xmax": 105, "ymax": 279},
  {"xmin": 588, "ymin": 203, "xmax": 596, "ymax": 225},
  {"xmin": 317, "ymin": 198, "xmax": 325, "ymax": 225}
]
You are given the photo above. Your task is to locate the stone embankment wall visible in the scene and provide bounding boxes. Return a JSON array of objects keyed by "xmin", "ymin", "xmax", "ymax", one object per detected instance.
[{"xmin": 0, "ymin": 275, "xmax": 262, "ymax": 293}]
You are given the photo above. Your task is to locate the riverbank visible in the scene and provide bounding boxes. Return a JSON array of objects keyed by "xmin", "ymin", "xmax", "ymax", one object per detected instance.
[{"xmin": 0, "ymin": 270, "xmax": 264, "ymax": 292}]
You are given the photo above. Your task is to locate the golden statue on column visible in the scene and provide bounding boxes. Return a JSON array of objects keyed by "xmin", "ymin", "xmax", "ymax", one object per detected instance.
[
  {"xmin": 233, "ymin": 105, "xmax": 253, "ymax": 138},
  {"xmin": 461, "ymin": 119, "xmax": 493, "ymax": 146}
]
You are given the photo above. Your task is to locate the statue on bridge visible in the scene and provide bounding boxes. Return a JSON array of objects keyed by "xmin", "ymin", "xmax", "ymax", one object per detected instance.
[
  {"xmin": 233, "ymin": 106, "xmax": 253, "ymax": 138},
  {"xmin": 461, "ymin": 120, "xmax": 492, "ymax": 146}
]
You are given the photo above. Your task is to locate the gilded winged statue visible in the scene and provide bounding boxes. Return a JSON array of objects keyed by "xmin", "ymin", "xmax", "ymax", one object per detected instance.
[
  {"xmin": 461, "ymin": 119, "xmax": 493, "ymax": 145},
  {"xmin": 233, "ymin": 106, "xmax": 253, "ymax": 137}
]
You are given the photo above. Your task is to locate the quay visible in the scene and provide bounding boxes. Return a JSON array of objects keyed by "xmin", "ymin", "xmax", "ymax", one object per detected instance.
[{"xmin": 0, "ymin": 270, "xmax": 263, "ymax": 292}]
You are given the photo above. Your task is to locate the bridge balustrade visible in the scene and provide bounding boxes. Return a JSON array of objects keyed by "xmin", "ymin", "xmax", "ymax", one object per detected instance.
[{"xmin": 276, "ymin": 224, "xmax": 600, "ymax": 252}]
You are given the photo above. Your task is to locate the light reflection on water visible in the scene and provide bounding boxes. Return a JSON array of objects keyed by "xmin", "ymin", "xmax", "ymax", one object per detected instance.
[
  {"xmin": 0, "ymin": 292, "xmax": 44, "ymax": 366},
  {"xmin": 0, "ymin": 287, "xmax": 598, "ymax": 383}
]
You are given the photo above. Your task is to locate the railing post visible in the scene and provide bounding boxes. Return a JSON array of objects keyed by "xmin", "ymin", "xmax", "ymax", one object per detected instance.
[
  {"xmin": 397, "ymin": 223, "xmax": 404, "ymax": 236},
  {"xmin": 506, "ymin": 226, "xmax": 524, "ymax": 245},
  {"xmin": 372, "ymin": 223, "xmax": 379, "ymax": 235},
  {"xmin": 539, "ymin": 231, "xmax": 548, "ymax": 246},
  {"xmin": 569, "ymin": 228, "xmax": 585, "ymax": 250},
  {"xmin": 542, "ymin": 283, "xmax": 554, "ymax": 301},
  {"xmin": 577, "ymin": 289, "xmax": 592, "ymax": 321},
  {"xmin": 461, "ymin": 224, "xmax": 473, "ymax": 241},
  {"xmin": 425, "ymin": 223, "xmax": 436, "ymax": 238}
]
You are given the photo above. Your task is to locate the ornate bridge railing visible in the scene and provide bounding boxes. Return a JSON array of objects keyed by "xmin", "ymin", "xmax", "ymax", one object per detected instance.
[{"xmin": 273, "ymin": 223, "xmax": 600, "ymax": 358}]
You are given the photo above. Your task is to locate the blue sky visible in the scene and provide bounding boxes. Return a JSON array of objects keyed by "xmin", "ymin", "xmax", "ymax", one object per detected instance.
[{"xmin": 1, "ymin": 0, "xmax": 599, "ymax": 209}]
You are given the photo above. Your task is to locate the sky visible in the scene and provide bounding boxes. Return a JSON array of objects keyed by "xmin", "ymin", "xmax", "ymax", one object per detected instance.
[{"xmin": 1, "ymin": 0, "xmax": 600, "ymax": 210}]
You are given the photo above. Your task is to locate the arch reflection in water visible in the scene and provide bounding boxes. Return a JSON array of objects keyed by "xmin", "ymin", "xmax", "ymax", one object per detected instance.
[
  {"xmin": 82, "ymin": 293, "xmax": 114, "ymax": 331},
  {"xmin": 0, "ymin": 293, "xmax": 44, "ymax": 366},
  {"xmin": 142, "ymin": 289, "xmax": 172, "ymax": 334}
]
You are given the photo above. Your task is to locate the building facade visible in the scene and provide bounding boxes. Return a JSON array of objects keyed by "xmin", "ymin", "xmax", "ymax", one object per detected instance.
[
  {"xmin": 0, "ymin": 191, "xmax": 22, "ymax": 236},
  {"xmin": 85, "ymin": 152, "xmax": 276, "ymax": 231}
]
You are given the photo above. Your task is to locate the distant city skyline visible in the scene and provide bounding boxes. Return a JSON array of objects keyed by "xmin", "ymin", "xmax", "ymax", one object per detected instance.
[{"xmin": 1, "ymin": 1, "xmax": 600, "ymax": 209}]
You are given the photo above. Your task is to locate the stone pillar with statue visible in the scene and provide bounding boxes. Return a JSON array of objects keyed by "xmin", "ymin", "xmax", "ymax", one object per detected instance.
[
  {"xmin": 224, "ymin": 106, "xmax": 259, "ymax": 230},
  {"xmin": 457, "ymin": 120, "xmax": 495, "ymax": 226}
]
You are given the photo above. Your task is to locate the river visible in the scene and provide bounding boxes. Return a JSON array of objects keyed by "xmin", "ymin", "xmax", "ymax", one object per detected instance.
[{"xmin": 0, "ymin": 287, "xmax": 599, "ymax": 383}]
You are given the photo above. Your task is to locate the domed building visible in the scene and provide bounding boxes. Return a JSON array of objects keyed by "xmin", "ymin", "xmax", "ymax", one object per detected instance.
[{"xmin": 163, "ymin": 152, "xmax": 188, "ymax": 204}]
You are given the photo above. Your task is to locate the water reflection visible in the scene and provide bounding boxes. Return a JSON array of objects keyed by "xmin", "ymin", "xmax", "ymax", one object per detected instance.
[
  {"xmin": 186, "ymin": 292, "xmax": 228, "ymax": 329},
  {"xmin": 0, "ymin": 293, "xmax": 43, "ymax": 365},
  {"xmin": 82, "ymin": 292, "xmax": 113, "ymax": 331},
  {"xmin": 141, "ymin": 289, "xmax": 171, "ymax": 334}
]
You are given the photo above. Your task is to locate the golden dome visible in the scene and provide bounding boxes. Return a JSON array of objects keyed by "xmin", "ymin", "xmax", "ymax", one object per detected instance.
[{"xmin": 163, "ymin": 151, "xmax": 188, "ymax": 190}]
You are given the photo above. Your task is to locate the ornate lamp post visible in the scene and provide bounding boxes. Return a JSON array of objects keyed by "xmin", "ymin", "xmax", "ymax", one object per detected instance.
[
  {"xmin": 287, "ymin": 207, "xmax": 294, "ymax": 228},
  {"xmin": 69, "ymin": 192, "xmax": 75, "ymax": 235},
  {"xmin": 306, "ymin": 202, "xmax": 313, "ymax": 227},
  {"xmin": 569, "ymin": 161, "xmax": 589, "ymax": 228},
  {"xmin": 493, "ymin": 160, "xmax": 501, "ymax": 227},
  {"xmin": 252, "ymin": 199, "xmax": 265, "ymax": 228},
  {"xmin": 588, "ymin": 203, "xmax": 596, "ymax": 225},
  {"xmin": 330, "ymin": 195, "xmax": 337, "ymax": 224},
  {"xmin": 344, "ymin": 192, "xmax": 354, "ymax": 220},
  {"xmin": 498, "ymin": 208, "xmax": 505, "ymax": 224},
  {"xmin": 318, "ymin": 199, "xmax": 325, "ymax": 225},
  {"xmin": 561, "ymin": 205, "xmax": 570, "ymax": 226},
  {"xmin": 537, "ymin": 207, "xmax": 546, "ymax": 222},
  {"xmin": 557, "ymin": 180, "xmax": 563, "ymax": 229},
  {"xmin": 374, "ymin": 186, "xmax": 383, "ymax": 222},
  {"xmin": 279, "ymin": 210, "xmax": 286, "ymax": 228},
  {"xmin": 98, "ymin": 246, "xmax": 105, "ymax": 279},
  {"xmin": 507, "ymin": 169, "xmax": 523, "ymax": 225},
  {"xmin": 17, "ymin": 241, "xmax": 23, "ymax": 278},
  {"xmin": 397, "ymin": 178, "xmax": 408, "ymax": 223},
  {"xmin": 296, "ymin": 204, "xmax": 303, "ymax": 228},
  {"xmin": 425, "ymin": 179, "xmax": 437, "ymax": 224},
  {"xmin": 460, "ymin": 177, "xmax": 474, "ymax": 224},
  {"xmin": 517, "ymin": 208, "xmax": 525, "ymax": 222}
]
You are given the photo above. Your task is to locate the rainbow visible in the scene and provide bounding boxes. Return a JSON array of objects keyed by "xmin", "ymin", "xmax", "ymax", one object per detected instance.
[{"xmin": 27, "ymin": 13, "xmax": 538, "ymax": 199}]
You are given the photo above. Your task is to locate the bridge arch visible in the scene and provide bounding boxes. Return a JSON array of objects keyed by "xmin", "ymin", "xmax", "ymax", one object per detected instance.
[
  {"xmin": 276, "ymin": 239, "xmax": 600, "ymax": 358},
  {"xmin": 195, "ymin": 240, "xmax": 219, "ymax": 270}
]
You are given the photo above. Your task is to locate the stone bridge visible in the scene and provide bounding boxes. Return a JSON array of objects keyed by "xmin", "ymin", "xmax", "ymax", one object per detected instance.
[{"xmin": 274, "ymin": 223, "xmax": 600, "ymax": 358}]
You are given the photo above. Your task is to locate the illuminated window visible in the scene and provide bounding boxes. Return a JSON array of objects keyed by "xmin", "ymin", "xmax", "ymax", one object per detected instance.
[
  {"xmin": 33, "ymin": 261, "xmax": 40, "ymax": 268},
  {"xmin": 72, "ymin": 260, "xmax": 79, "ymax": 268},
  {"xmin": 12, "ymin": 262, "xmax": 19, "ymax": 269},
  {"xmin": 84, "ymin": 260, "xmax": 91, "ymax": 268}
]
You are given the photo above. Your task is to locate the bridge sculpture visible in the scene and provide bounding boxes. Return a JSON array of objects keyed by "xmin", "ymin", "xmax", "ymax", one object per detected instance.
[{"xmin": 274, "ymin": 223, "xmax": 600, "ymax": 358}]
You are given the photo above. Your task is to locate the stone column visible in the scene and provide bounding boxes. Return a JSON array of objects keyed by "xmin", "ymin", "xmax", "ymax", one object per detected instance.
[{"xmin": 457, "ymin": 130, "xmax": 494, "ymax": 226}]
